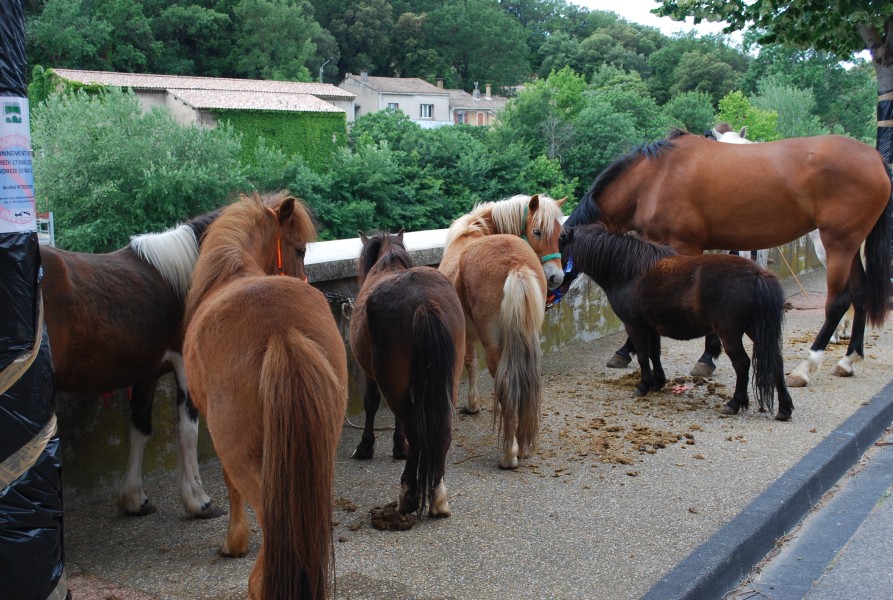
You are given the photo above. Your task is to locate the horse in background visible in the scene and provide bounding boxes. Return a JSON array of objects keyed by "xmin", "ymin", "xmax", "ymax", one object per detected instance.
[
  {"xmin": 41, "ymin": 207, "xmax": 225, "ymax": 518},
  {"xmin": 564, "ymin": 129, "xmax": 892, "ymax": 388},
  {"xmin": 183, "ymin": 192, "xmax": 346, "ymax": 600},
  {"xmin": 439, "ymin": 193, "xmax": 565, "ymax": 469},
  {"xmin": 350, "ymin": 230, "xmax": 464, "ymax": 518},
  {"xmin": 561, "ymin": 223, "xmax": 794, "ymax": 421}
]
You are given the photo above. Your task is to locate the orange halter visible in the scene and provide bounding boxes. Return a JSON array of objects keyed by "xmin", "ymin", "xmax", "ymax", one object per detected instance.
[{"xmin": 269, "ymin": 207, "xmax": 285, "ymax": 276}]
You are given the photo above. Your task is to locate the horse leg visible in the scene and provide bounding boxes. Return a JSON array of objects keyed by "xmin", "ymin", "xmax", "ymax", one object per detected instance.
[
  {"xmin": 118, "ymin": 379, "xmax": 156, "ymax": 516},
  {"xmin": 627, "ymin": 328, "xmax": 653, "ymax": 396},
  {"xmin": 219, "ymin": 466, "xmax": 250, "ymax": 557},
  {"xmin": 718, "ymin": 336, "xmax": 751, "ymax": 415},
  {"xmin": 392, "ymin": 416, "xmax": 409, "ymax": 460},
  {"xmin": 607, "ymin": 337, "xmax": 635, "ymax": 369},
  {"xmin": 398, "ymin": 423, "xmax": 420, "ymax": 514},
  {"xmin": 787, "ymin": 251, "xmax": 855, "ymax": 387},
  {"xmin": 649, "ymin": 333, "xmax": 666, "ymax": 392},
  {"xmin": 169, "ymin": 354, "xmax": 224, "ymax": 518},
  {"xmin": 352, "ymin": 376, "xmax": 381, "ymax": 460},
  {"xmin": 690, "ymin": 332, "xmax": 722, "ymax": 377},
  {"xmin": 833, "ymin": 258, "xmax": 869, "ymax": 378},
  {"xmin": 460, "ymin": 338, "xmax": 482, "ymax": 414}
]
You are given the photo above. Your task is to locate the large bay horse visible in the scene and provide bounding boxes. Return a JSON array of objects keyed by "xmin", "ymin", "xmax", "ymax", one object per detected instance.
[
  {"xmin": 183, "ymin": 193, "xmax": 346, "ymax": 600},
  {"xmin": 350, "ymin": 230, "xmax": 464, "ymax": 518},
  {"xmin": 564, "ymin": 130, "xmax": 892, "ymax": 387},
  {"xmin": 41, "ymin": 191, "xmax": 308, "ymax": 518},
  {"xmin": 439, "ymin": 194, "xmax": 565, "ymax": 469},
  {"xmin": 561, "ymin": 223, "xmax": 793, "ymax": 420}
]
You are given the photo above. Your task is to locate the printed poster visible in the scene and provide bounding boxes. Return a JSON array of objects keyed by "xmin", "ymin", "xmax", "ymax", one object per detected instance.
[{"xmin": 0, "ymin": 96, "xmax": 36, "ymax": 233}]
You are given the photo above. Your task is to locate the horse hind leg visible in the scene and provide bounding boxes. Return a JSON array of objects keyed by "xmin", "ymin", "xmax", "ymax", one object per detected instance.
[
  {"xmin": 219, "ymin": 466, "xmax": 250, "ymax": 557},
  {"xmin": 169, "ymin": 352, "xmax": 224, "ymax": 518},
  {"xmin": 607, "ymin": 337, "xmax": 635, "ymax": 368},
  {"xmin": 717, "ymin": 335, "xmax": 751, "ymax": 415},
  {"xmin": 460, "ymin": 338, "xmax": 482, "ymax": 414},
  {"xmin": 690, "ymin": 332, "xmax": 722, "ymax": 378},
  {"xmin": 352, "ymin": 376, "xmax": 381, "ymax": 460},
  {"xmin": 118, "ymin": 379, "xmax": 156, "ymax": 516},
  {"xmin": 833, "ymin": 260, "xmax": 869, "ymax": 378}
]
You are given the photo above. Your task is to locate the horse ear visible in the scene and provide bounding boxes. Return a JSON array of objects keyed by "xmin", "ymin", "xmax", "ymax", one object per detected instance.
[
  {"xmin": 739, "ymin": 126, "xmax": 747, "ymax": 139},
  {"xmin": 528, "ymin": 194, "xmax": 540, "ymax": 211},
  {"xmin": 556, "ymin": 197, "xmax": 567, "ymax": 207},
  {"xmin": 358, "ymin": 230, "xmax": 369, "ymax": 244},
  {"xmin": 396, "ymin": 228, "xmax": 405, "ymax": 241},
  {"xmin": 711, "ymin": 129, "xmax": 720, "ymax": 139},
  {"xmin": 278, "ymin": 197, "xmax": 295, "ymax": 223}
]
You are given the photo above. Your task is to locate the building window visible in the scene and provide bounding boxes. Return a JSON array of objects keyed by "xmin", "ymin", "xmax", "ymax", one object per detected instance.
[
  {"xmin": 456, "ymin": 111, "xmax": 466, "ymax": 124},
  {"xmin": 387, "ymin": 102, "xmax": 399, "ymax": 112},
  {"xmin": 420, "ymin": 104, "xmax": 433, "ymax": 119}
]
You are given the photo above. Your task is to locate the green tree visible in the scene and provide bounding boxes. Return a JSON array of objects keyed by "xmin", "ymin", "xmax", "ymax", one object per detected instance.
[
  {"xmin": 662, "ymin": 90, "xmax": 716, "ymax": 133},
  {"xmin": 752, "ymin": 76, "xmax": 828, "ymax": 138},
  {"xmin": 655, "ymin": 0, "xmax": 893, "ymax": 159},
  {"xmin": 26, "ymin": 0, "xmax": 112, "ymax": 69},
  {"xmin": 31, "ymin": 89, "xmax": 245, "ymax": 252},
  {"xmin": 715, "ymin": 90, "xmax": 780, "ymax": 141}
]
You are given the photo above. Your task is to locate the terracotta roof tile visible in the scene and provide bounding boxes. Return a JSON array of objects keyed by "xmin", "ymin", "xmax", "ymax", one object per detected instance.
[{"xmin": 170, "ymin": 89, "xmax": 343, "ymax": 112}]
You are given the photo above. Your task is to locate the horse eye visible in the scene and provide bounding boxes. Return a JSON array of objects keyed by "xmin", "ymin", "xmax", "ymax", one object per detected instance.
[
  {"xmin": 296, "ymin": 248, "xmax": 306, "ymax": 258},
  {"xmin": 533, "ymin": 228, "xmax": 542, "ymax": 238}
]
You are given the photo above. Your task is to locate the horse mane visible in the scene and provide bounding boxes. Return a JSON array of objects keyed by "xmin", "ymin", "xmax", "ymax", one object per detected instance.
[
  {"xmin": 566, "ymin": 130, "xmax": 688, "ymax": 229},
  {"xmin": 444, "ymin": 194, "xmax": 564, "ymax": 249},
  {"xmin": 570, "ymin": 222, "xmax": 676, "ymax": 281},
  {"xmin": 130, "ymin": 224, "xmax": 201, "ymax": 301},
  {"xmin": 185, "ymin": 192, "xmax": 314, "ymax": 322},
  {"xmin": 358, "ymin": 230, "xmax": 413, "ymax": 278}
]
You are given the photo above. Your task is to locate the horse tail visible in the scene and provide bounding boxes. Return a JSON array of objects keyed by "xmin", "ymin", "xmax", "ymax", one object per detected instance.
[
  {"xmin": 863, "ymin": 178, "xmax": 892, "ymax": 327},
  {"xmin": 260, "ymin": 330, "xmax": 342, "ymax": 600},
  {"xmin": 495, "ymin": 268, "xmax": 545, "ymax": 457},
  {"xmin": 409, "ymin": 305, "xmax": 457, "ymax": 515},
  {"xmin": 750, "ymin": 274, "xmax": 786, "ymax": 413}
]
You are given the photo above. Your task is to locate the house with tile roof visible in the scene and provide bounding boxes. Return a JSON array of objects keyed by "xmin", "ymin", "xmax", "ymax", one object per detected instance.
[
  {"xmin": 49, "ymin": 69, "xmax": 356, "ymax": 168},
  {"xmin": 338, "ymin": 72, "xmax": 451, "ymax": 128},
  {"xmin": 446, "ymin": 83, "xmax": 508, "ymax": 127}
]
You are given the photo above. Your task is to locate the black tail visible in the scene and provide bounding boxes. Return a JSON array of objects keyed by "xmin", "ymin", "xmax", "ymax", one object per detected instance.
[
  {"xmin": 409, "ymin": 306, "xmax": 456, "ymax": 515},
  {"xmin": 750, "ymin": 274, "xmax": 786, "ymax": 413},
  {"xmin": 864, "ymin": 181, "xmax": 892, "ymax": 327}
]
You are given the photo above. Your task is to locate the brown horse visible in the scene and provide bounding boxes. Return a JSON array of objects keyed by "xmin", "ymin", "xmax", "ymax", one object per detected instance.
[
  {"xmin": 564, "ymin": 130, "xmax": 892, "ymax": 387},
  {"xmin": 41, "ymin": 191, "xmax": 308, "ymax": 518},
  {"xmin": 183, "ymin": 192, "xmax": 346, "ymax": 600},
  {"xmin": 41, "ymin": 207, "xmax": 226, "ymax": 517},
  {"xmin": 350, "ymin": 230, "xmax": 464, "ymax": 518},
  {"xmin": 561, "ymin": 223, "xmax": 793, "ymax": 420},
  {"xmin": 439, "ymin": 194, "xmax": 565, "ymax": 469}
]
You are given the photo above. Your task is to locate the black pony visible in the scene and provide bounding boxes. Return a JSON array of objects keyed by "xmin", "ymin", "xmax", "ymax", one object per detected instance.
[{"xmin": 561, "ymin": 222, "xmax": 793, "ymax": 421}]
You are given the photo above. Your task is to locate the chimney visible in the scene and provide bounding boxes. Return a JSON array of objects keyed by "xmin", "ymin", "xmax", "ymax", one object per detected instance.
[
  {"xmin": 361, "ymin": 70, "xmax": 368, "ymax": 82},
  {"xmin": 437, "ymin": 78, "xmax": 444, "ymax": 89},
  {"xmin": 473, "ymin": 82, "xmax": 480, "ymax": 99},
  {"xmin": 485, "ymin": 84, "xmax": 491, "ymax": 99}
]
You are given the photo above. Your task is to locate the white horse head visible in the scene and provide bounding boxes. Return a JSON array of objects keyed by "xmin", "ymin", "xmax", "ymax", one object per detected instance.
[{"xmin": 713, "ymin": 126, "xmax": 751, "ymax": 144}]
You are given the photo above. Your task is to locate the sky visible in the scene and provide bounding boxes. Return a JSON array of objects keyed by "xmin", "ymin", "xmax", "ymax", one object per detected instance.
[{"xmin": 572, "ymin": 0, "xmax": 736, "ymax": 40}]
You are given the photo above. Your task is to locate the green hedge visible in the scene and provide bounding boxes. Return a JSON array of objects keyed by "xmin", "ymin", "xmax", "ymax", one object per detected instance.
[{"xmin": 215, "ymin": 110, "xmax": 347, "ymax": 170}]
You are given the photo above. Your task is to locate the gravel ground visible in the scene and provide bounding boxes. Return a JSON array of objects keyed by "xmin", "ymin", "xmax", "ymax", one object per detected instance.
[{"xmin": 64, "ymin": 269, "xmax": 893, "ymax": 599}]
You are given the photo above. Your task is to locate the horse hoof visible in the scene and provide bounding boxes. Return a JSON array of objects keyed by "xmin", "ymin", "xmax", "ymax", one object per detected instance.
[
  {"xmin": 392, "ymin": 447, "xmax": 409, "ymax": 460},
  {"xmin": 832, "ymin": 364, "xmax": 854, "ymax": 378},
  {"xmin": 352, "ymin": 446, "xmax": 374, "ymax": 460},
  {"xmin": 720, "ymin": 405, "xmax": 739, "ymax": 415},
  {"xmin": 498, "ymin": 457, "xmax": 519, "ymax": 470},
  {"xmin": 785, "ymin": 374, "xmax": 808, "ymax": 388},
  {"xmin": 606, "ymin": 353, "xmax": 632, "ymax": 368},
  {"xmin": 775, "ymin": 412, "xmax": 792, "ymax": 422},
  {"xmin": 460, "ymin": 405, "xmax": 480, "ymax": 415},
  {"xmin": 125, "ymin": 501, "xmax": 157, "ymax": 517},
  {"xmin": 633, "ymin": 385, "xmax": 649, "ymax": 397},
  {"xmin": 195, "ymin": 503, "xmax": 226, "ymax": 519},
  {"xmin": 219, "ymin": 545, "xmax": 248, "ymax": 558},
  {"xmin": 690, "ymin": 362, "xmax": 716, "ymax": 377}
]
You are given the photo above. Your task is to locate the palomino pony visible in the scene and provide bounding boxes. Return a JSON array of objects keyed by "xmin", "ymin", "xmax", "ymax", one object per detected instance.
[
  {"xmin": 183, "ymin": 193, "xmax": 346, "ymax": 600},
  {"xmin": 439, "ymin": 193, "xmax": 565, "ymax": 469},
  {"xmin": 350, "ymin": 230, "xmax": 464, "ymax": 518},
  {"xmin": 564, "ymin": 129, "xmax": 892, "ymax": 387},
  {"xmin": 561, "ymin": 223, "xmax": 794, "ymax": 420},
  {"xmin": 41, "ymin": 207, "xmax": 225, "ymax": 517}
]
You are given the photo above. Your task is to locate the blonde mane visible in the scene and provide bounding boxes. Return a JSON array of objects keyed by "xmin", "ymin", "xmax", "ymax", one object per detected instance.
[{"xmin": 444, "ymin": 194, "xmax": 564, "ymax": 250}]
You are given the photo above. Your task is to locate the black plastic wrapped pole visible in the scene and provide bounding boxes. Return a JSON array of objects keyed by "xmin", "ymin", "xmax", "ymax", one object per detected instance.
[
  {"xmin": 877, "ymin": 90, "xmax": 893, "ymax": 168},
  {"xmin": 0, "ymin": 1, "xmax": 68, "ymax": 599}
]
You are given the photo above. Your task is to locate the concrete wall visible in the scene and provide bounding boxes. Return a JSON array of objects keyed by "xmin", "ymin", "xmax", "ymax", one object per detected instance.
[{"xmin": 55, "ymin": 230, "xmax": 823, "ymax": 507}]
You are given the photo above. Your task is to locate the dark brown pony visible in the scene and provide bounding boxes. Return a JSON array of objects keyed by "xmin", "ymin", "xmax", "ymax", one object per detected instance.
[
  {"xmin": 41, "ymin": 207, "xmax": 226, "ymax": 517},
  {"xmin": 564, "ymin": 130, "xmax": 892, "ymax": 388},
  {"xmin": 561, "ymin": 223, "xmax": 793, "ymax": 420},
  {"xmin": 439, "ymin": 194, "xmax": 565, "ymax": 469},
  {"xmin": 183, "ymin": 192, "xmax": 346, "ymax": 600},
  {"xmin": 350, "ymin": 230, "xmax": 464, "ymax": 517}
]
